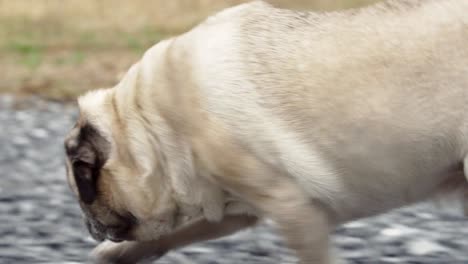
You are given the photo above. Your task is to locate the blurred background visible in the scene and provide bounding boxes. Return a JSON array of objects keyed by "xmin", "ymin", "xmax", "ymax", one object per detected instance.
[
  {"xmin": 0, "ymin": 0, "xmax": 379, "ymax": 101},
  {"xmin": 3, "ymin": 0, "xmax": 468, "ymax": 263}
]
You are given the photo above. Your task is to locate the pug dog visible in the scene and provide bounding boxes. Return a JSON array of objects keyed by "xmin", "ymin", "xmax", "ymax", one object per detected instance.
[{"xmin": 64, "ymin": 0, "xmax": 468, "ymax": 263}]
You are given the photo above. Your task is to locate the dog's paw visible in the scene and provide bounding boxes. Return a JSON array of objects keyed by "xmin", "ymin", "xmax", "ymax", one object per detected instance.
[
  {"xmin": 91, "ymin": 240, "xmax": 132, "ymax": 264},
  {"xmin": 91, "ymin": 240, "xmax": 166, "ymax": 264}
]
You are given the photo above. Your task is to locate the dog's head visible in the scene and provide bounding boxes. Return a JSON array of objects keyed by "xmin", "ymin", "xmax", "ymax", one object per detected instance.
[{"xmin": 64, "ymin": 89, "xmax": 178, "ymax": 242}]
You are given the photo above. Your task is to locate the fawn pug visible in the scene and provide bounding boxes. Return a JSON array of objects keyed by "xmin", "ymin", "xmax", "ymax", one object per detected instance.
[{"xmin": 64, "ymin": 0, "xmax": 468, "ymax": 263}]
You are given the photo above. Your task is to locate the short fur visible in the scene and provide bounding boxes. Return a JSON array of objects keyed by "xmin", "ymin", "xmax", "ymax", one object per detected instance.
[{"xmin": 64, "ymin": 0, "xmax": 468, "ymax": 263}]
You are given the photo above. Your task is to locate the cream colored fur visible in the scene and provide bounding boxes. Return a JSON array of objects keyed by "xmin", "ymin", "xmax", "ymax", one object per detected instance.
[{"xmin": 67, "ymin": 0, "xmax": 468, "ymax": 263}]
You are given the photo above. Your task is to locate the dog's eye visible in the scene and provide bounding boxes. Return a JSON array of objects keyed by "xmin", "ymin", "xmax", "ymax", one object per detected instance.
[
  {"xmin": 72, "ymin": 159, "xmax": 93, "ymax": 167},
  {"xmin": 73, "ymin": 160, "xmax": 89, "ymax": 166},
  {"xmin": 71, "ymin": 159, "xmax": 98, "ymax": 204}
]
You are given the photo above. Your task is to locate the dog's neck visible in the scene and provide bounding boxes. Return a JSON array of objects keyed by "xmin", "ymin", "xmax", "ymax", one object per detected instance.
[
  {"xmin": 108, "ymin": 73, "xmax": 229, "ymax": 224},
  {"xmin": 108, "ymin": 42, "xmax": 257, "ymax": 224}
]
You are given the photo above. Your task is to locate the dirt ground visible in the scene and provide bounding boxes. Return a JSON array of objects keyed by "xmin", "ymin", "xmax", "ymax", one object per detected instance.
[{"xmin": 0, "ymin": 0, "xmax": 378, "ymax": 101}]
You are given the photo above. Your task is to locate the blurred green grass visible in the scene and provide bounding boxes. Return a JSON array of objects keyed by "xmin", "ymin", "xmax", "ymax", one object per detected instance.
[{"xmin": 0, "ymin": 0, "xmax": 379, "ymax": 101}]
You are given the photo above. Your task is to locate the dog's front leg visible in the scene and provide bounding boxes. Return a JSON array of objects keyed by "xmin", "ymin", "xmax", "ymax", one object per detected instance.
[{"xmin": 91, "ymin": 214, "xmax": 258, "ymax": 264}]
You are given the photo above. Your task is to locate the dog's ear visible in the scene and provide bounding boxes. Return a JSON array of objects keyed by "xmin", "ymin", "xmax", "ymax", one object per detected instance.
[{"xmin": 65, "ymin": 123, "xmax": 110, "ymax": 204}]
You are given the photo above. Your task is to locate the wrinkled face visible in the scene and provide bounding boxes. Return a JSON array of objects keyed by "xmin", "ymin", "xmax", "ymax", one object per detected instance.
[{"xmin": 64, "ymin": 111, "xmax": 177, "ymax": 243}]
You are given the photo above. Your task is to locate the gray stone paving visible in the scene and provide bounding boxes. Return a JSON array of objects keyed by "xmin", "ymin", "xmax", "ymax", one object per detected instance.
[{"xmin": 2, "ymin": 95, "xmax": 468, "ymax": 264}]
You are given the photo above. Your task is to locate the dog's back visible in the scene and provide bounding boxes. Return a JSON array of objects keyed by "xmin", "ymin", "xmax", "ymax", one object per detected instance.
[{"xmin": 176, "ymin": 0, "xmax": 468, "ymax": 222}]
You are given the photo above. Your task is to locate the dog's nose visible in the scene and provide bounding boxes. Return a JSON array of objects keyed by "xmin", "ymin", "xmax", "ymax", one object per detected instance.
[{"xmin": 85, "ymin": 219, "xmax": 106, "ymax": 241}]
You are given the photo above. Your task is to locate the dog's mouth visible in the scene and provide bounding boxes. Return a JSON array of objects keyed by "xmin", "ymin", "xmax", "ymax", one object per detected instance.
[
  {"xmin": 86, "ymin": 222, "xmax": 135, "ymax": 243},
  {"xmin": 87, "ymin": 208, "xmax": 197, "ymax": 242},
  {"xmin": 85, "ymin": 214, "xmax": 138, "ymax": 243}
]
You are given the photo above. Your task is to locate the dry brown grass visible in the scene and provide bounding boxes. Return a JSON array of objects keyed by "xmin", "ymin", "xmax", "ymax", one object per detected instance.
[{"xmin": 0, "ymin": 0, "xmax": 379, "ymax": 101}]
